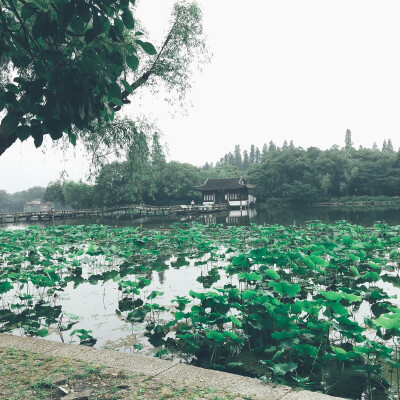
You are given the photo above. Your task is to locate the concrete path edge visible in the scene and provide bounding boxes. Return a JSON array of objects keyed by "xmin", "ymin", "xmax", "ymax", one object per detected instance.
[{"xmin": 0, "ymin": 333, "xmax": 346, "ymax": 400}]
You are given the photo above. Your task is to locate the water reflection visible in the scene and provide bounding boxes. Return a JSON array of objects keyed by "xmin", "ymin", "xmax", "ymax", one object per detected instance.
[
  {"xmin": 215, "ymin": 204, "xmax": 400, "ymax": 227},
  {"xmin": 253, "ymin": 205, "xmax": 400, "ymax": 227},
  {"xmin": 203, "ymin": 208, "xmax": 257, "ymax": 225},
  {"xmin": 3, "ymin": 204, "xmax": 400, "ymax": 230}
]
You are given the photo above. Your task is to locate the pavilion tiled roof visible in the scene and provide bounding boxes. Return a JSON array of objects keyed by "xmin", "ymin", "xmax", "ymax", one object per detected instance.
[{"xmin": 194, "ymin": 177, "xmax": 255, "ymax": 191}]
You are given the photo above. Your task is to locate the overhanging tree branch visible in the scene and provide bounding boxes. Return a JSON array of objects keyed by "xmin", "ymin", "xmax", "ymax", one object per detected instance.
[
  {"xmin": 114, "ymin": 10, "xmax": 182, "ymax": 112},
  {"xmin": 0, "ymin": 0, "xmax": 207, "ymax": 158}
]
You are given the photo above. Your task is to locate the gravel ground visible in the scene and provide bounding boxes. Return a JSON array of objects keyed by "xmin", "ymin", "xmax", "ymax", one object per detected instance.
[{"xmin": 0, "ymin": 347, "xmax": 255, "ymax": 400}]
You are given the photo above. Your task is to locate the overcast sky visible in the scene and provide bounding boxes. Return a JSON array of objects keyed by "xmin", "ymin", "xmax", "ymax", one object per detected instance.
[{"xmin": 1, "ymin": 0, "xmax": 400, "ymax": 193}]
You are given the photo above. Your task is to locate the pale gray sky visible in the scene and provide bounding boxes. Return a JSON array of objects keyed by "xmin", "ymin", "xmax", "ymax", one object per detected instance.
[{"xmin": 1, "ymin": 0, "xmax": 400, "ymax": 192}]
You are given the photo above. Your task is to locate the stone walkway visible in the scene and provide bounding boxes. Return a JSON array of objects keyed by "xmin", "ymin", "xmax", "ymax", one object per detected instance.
[{"xmin": 0, "ymin": 334, "xmax": 346, "ymax": 399}]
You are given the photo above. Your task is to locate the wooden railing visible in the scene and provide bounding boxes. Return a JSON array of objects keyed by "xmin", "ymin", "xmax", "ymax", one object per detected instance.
[{"xmin": 0, "ymin": 203, "xmax": 229, "ymax": 224}]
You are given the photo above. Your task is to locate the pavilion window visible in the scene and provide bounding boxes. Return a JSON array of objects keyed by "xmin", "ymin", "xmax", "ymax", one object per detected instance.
[{"xmin": 204, "ymin": 193, "xmax": 214, "ymax": 201}]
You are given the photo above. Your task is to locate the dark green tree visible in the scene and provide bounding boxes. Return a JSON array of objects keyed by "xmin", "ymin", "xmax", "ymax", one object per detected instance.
[
  {"xmin": 0, "ymin": 1, "xmax": 207, "ymax": 157},
  {"xmin": 387, "ymin": 139, "xmax": 394, "ymax": 152},
  {"xmin": 242, "ymin": 150, "xmax": 249, "ymax": 170},
  {"xmin": 345, "ymin": 129, "xmax": 352, "ymax": 149},
  {"xmin": 233, "ymin": 145, "xmax": 242, "ymax": 169},
  {"xmin": 94, "ymin": 162, "xmax": 132, "ymax": 206},
  {"xmin": 0, "ymin": 186, "xmax": 45, "ymax": 212},
  {"xmin": 0, "ymin": 190, "xmax": 11, "ymax": 212},
  {"xmin": 262, "ymin": 143, "xmax": 268, "ymax": 158},
  {"xmin": 62, "ymin": 181, "xmax": 93, "ymax": 209},
  {"xmin": 43, "ymin": 181, "xmax": 65, "ymax": 206},
  {"xmin": 282, "ymin": 181, "xmax": 319, "ymax": 204},
  {"xmin": 146, "ymin": 131, "xmax": 166, "ymax": 200},
  {"xmin": 150, "ymin": 131, "xmax": 165, "ymax": 166},
  {"xmin": 249, "ymin": 144, "xmax": 255, "ymax": 164},
  {"xmin": 268, "ymin": 140, "xmax": 277, "ymax": 152}
]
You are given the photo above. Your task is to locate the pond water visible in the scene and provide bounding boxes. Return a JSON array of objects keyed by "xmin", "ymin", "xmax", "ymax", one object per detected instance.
[
  {"xmin": 3, "ymin": 204, "xmax": 400, "ymax": 230},
  {"xmin": 2, "ymin": 212, "xmax": 400, "ymax": 399}
]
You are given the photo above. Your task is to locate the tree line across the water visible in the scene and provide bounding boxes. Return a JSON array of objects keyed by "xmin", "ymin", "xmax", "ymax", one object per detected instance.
[{"xmin": 1, "ymin": 132, "xmax": 400, "ymax": 212}]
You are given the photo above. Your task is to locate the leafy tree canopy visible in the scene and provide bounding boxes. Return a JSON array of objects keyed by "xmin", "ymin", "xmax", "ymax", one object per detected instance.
[{"xmin": 0, "ymin": 0, "xmax": 208, "ymax": 157}]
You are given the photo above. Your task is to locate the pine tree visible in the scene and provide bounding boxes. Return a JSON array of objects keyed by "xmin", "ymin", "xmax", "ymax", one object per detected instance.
[
  {"xmin": 289, "ymin": 140, "xmax": 295, "ymax": 150},
  {"xmin": 234, "ymin": 145, "xmax": 242, "ymax": 168},
  {"xmin": 243, "ymin": 150, "xmax": 249, "ymax": 170},
  {"xmin": 268, "ymin": 141, "xmax": 277, "ymax": 152},
  {"xmin": 262, "ymin": 143, "xmax": 268, "ymax": 158},
  {"xmin": 249, "ymin": 145, "xmax": 255, "ymax": 164},
  {"xmin": 387, "ymin": 139, "xmax": 394, "ymax": 152},
  {"xmin": 282, "ymin": 140, "xmax": 288, "ymax": 150},
  {"xmin": 382, "ymin": 139, "xmax": 388, "ymax": 152},
  {"xmin": 345, "ymin": 129, "xmax": 352, "ymax": 149},
  {"xmin": 255, "ymin": 147, "xmax": 261, "ymax": 163},
  {"xmin": 151, "ymin": 132, "xmax": 166, "ymax": 166},
  {"xmin": 372, "ymin": 142, "xmax": 378, "ymax": 151}
]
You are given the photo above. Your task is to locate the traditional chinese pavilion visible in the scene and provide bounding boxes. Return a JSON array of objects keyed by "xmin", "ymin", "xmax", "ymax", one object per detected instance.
[{"xmin": 194, "ymin": 177, "xmax": 256, "ymax": 207}]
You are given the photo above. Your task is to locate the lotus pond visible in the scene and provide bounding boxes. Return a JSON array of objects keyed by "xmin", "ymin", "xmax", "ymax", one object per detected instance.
[{"xmin": 2, "ymin": 221, "xmax": 400, "ymax": 399}]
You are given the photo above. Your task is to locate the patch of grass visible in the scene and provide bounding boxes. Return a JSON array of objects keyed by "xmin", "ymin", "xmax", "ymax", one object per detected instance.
[
  {"xmin": 84, "ymin": 363, "xmax": 105, "ymax": 375},
  {"xmin": 0, "ymin": 347, "xmax": 256, "ymax": 400},
  {"xmin": 31, "ymin": 377, "xmax": 55, "ymax": 390}
]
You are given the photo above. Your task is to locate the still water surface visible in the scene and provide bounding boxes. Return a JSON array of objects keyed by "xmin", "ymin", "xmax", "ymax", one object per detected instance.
[{"xmin": 3, "ymin": 204, "xmax": 400, "ymax": 230}]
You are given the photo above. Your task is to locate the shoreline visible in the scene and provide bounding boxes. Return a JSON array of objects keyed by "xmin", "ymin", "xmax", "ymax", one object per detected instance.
[{"xmin": 0, "ymin": 333, "xmax": 345, "ymax": 400}]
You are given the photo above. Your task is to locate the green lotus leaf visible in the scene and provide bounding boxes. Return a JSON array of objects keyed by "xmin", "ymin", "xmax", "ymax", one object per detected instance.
[
  {"xmin": 237, "ymin": 272, "xmax": 263, "ymax": 281},
  {"xmin": 206, "ymin": 330, "xmax": 225, "ymax": 342},
  {"xmin": 261, "ymin": 268, "xmax": 280, "ymax": 280},
  {"xmin": 269, "ymin": 281, "xmax": 301, "ymax": 297},
  {"xmin": 229, "ymin": 315, "xmax": 242, "ymax": 327},
  {"xmin": 348, "ymin": 253, "xmax": 360, "ymax": 262},
  {"xmin": 349, "ymin": 265, "xmax": 360, "ymax": 276},
  {"xmin": 331, "ymin": 346, "xmax": 346, "ymax": 355},
  {"xmin": 310, "ymin": 255, "xmax": 329, "ymax": 267},
  {"xmin": 318, "ymin": 290, "xmax": 343, "ymax": 301},
  {"xmin": 272, "ymin": 362, "xmax": 298, "ymax": 375},
  {"xmin": 293, "ymin": 344, "xmax": 318, "ymax": 358},
  {"xmin": 376, "ymin": 314, "xmax": 400, "ymax": 331}
]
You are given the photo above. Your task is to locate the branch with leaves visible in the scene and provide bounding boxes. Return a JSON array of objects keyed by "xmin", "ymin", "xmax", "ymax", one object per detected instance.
[{"xmin": 0, "ymin": 0, "xmax": 208, "ymax": 157}]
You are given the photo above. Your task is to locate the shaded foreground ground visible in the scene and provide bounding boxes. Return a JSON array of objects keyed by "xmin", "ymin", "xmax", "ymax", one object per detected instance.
[
  {"xmin": 0, "ymin": 335, "xmax": 344, "ymax": 400},
  {"xmin": 0, "ymin": 347, "xmax": 253, "ymax": 400}
]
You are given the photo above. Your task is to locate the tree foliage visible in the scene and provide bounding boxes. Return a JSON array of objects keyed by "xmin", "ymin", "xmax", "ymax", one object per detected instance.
[
  {"xmin": 247, "ymin": 145, "xmax": 400, "ymax": 203},
  {"xmin": 214, "ymin": 138, "xmax": 400, "ymax": 204},
  {"xmin": 3, "ymin": 137, "xmax": 400, "ymax": 210},
  {"xmin": 345, "ymin": 129, "xmax": 352, "ymax": 149},
  {"xmin": 0, "ymin": 186, "xmax": 45, "ymax": 212},
  {"xmin": 0, "ymin": 0, "xmax": 208, "ymax": 157}
]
